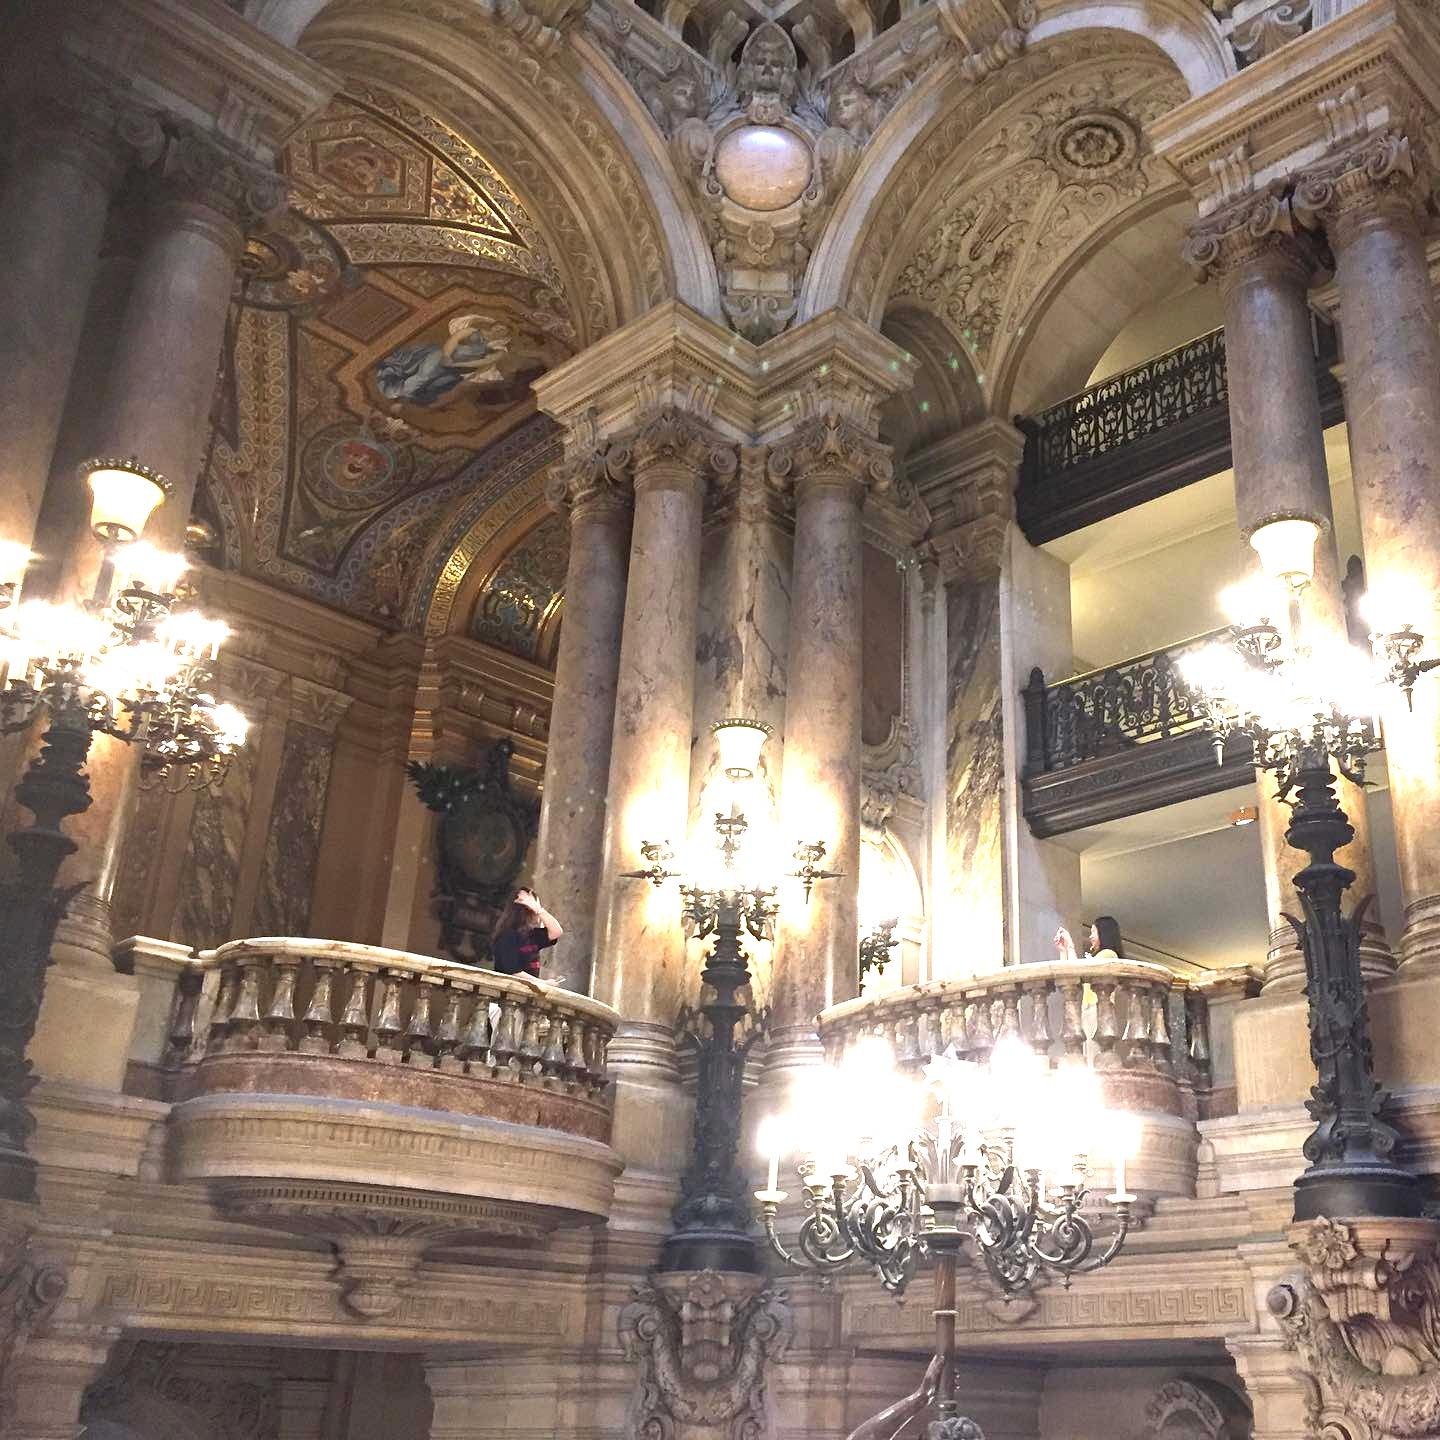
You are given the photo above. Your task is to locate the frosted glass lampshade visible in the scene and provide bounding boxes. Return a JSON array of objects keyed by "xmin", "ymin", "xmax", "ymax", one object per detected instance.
[
  {"xmin": 1249, "ymin": 517, "xmax": 1320, "ymax": 587},
  {"xmin": 82, "ymin": 457, "xmax": 171, "ymax": 543},
  {"xmin": 712, "ymin": 717, "xmax": 772, "ymax": 780}
]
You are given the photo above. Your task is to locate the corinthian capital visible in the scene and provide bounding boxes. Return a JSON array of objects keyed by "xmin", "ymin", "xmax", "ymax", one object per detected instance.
[
  {"xmin": 1293, "ymin": 128, "xmax": 1431, "ymax": 240},
  {"xmin": 630, "ymin": 409, "xmax": 737, "ymax": 490},
  {"xmin": 1183, "ymin": 183, "xmax": 1320, "ymax": 287},
  {"xmin": 545, "ymin": 442, "xmax": 633, "ymax": 520},
  {"xmin": 767, "ymin": 415, "xmax": 893, "ymax": 499},
  {"xmin": 152, "ymin": 119, "xmax": 288, "ymax": 230}
]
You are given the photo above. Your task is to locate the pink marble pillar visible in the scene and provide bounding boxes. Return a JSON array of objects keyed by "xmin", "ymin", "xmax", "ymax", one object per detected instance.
[
  {"xmin": 1297, "ymin": 140, "xmax": 1440, "ymax": 968},
  {"xmin": 1188, "ymin": 197, "xmax": 1390, "ymax": 991},
  {"xmin": 767, "ymin": 419, "xmax": 891, "ymax": 1061},
  {"xmin": 0, "ymin": 109, "xmax": 134, "ymax": 553},
  {"xmin": 532, "ymin": 449, "xmax": 632, "ymax": 993},
  {"xmin": 592, "ymin": 412, "xmax": 721, "ymax": 1033}
]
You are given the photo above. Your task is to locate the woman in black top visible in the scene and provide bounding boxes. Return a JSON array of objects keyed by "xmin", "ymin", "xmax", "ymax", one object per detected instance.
[{"xmin": 490, "ymin": 888, "xmax": 564, "ymax": 977}]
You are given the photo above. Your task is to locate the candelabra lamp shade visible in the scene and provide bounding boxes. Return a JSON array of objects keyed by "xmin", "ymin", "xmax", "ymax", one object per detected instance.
[
  {"xmin": 712, "ymin": 717, "xmax": 773, "ymax": 781},
  {"xmin": 80, "ymin": 456, "xmax": 172, "ymax": 543},
  {"xmin": 1248, "ymin": 516, "xmax": 1321, "ymax": 588}
]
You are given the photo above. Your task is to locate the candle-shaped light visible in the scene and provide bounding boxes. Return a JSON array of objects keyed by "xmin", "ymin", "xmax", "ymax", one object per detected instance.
[
  {"xmin": 1107, "ymin": 1111, "xmax": 1141, "ymax": 1203},
  {"xmin": 0, "ymin": 541, "xmax": 34, "ymax": 607},
  {"xmin": 756, "ymin": 1113, "xmax": 785, "ymax": 1197}
]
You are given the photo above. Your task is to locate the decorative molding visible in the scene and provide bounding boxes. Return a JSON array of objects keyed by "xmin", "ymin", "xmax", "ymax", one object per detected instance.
[
  {"xmin": 618, "ymin": 1270, "xmax": 792, "ymax": 1439},
  {"xmin": 1269, "ymin": 1217, "xmax": 1440, "ymax": 1440},
  {"xmin": 83, "ymin": 1341, "xmax": 275, "ymax": 1440},
  {"xmin": 1183, "ymin": 182, "xmax": 1319, "ymax": 285},
  {"xmin": 0, "ymin": 1215, "xmax": 67, "ymax": 1430},
  {"xmin": 1144, "ymin": 1377, "xmax": 1250, "ymax": 1440},
  {"xmin": 768, "ymin": 415, "xmax": 894, "ymax": 498}
]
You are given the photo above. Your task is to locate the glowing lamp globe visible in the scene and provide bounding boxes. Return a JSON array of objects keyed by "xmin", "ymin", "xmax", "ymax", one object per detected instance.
[
  {"xmin": 1248, "ymin": 517, "xmax": 1320, "ymax": 589},
  {"xmin": 81, "ymin": 457, "xmax": 172, "ymax": 544},
  {"xmin": 712, "ymin": 717, "xmax": 772, "ymax": 780}
]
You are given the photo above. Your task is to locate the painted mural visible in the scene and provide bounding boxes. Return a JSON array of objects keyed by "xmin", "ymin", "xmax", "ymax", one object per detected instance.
[{"xmin": 200, "ymin": 88, "xmax": 574, "ymax": 644}]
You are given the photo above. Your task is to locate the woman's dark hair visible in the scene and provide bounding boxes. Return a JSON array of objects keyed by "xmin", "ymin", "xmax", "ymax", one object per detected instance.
[
  {"xmin": 491, "ymin": 898, "xmax": 530, "ymax": 941},
  {"xmin": 1088, "ymin": 915, "xmax": 1123, "ymax": 956}
]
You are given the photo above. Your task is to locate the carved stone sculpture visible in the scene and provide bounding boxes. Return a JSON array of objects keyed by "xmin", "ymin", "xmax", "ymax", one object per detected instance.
[
  {"xmin": 0, "ymin": 1210, "xmax": 66, "ymax": 1428},
  {"xmin": 1268, "ymin": 1217, "xmax": 1440, "ymax": 1440},
  {"xmin": 618, "ymin": 1269, "xmax": 792, "ymax": 1439}
]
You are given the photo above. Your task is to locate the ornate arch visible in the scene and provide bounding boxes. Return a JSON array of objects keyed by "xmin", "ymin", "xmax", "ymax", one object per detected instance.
[
  {"xmin": 799, "ymin": 27, "xmax": 1213, "ymax": 332},
  {"xmin": 803, "ymin": 35, "xmax": 1193, "ymax": 415}
]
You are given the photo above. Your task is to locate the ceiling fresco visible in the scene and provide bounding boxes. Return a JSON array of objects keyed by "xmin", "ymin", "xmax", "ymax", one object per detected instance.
[
  {"xmin": 200, "ymin": 87, "xmax": 572, "ymax": 649},
  {"xmin": 467, "ymin": 512, "xmax": 568, "ymax": 664}
]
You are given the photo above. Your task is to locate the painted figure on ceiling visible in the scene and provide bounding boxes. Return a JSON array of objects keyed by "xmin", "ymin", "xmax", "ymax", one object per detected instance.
[{"xmin": 374, "ymin": 313, "xmax": 513, "ymax": 409}]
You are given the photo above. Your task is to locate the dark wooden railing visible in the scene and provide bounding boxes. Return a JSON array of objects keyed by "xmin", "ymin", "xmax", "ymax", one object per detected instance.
[{"xmin": 1016, "ymin": 321, "xmax": 1342, "ymax": 543}]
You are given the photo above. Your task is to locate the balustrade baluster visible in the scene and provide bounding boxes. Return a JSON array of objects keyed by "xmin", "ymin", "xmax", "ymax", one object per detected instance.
[
  {"xmin": 457, "ymin": 990, "xmax": 493, "ymax": 1071},
  {"xmin": 300, "ymin": 961, "xmax": 338, "ymax": 1055},
  {"xmin": 336, "ymin": 965, "xmax": 374, "ymax": 1059},
  {"xmin": 997, "ymin": 990, "xmax": 1022, "ymax": 1046},
  {"xmin": 224, "ymin": 954, "xmax": 266, "ymax": 1052},
  {"xmin": 373, "ymin": 971, "xmax": 405, "ymax": 1062},
  {"xmin": 1187, "ymin": 994, "xmax": 1212, "ymax": 1081},
  {"xmin": 1150, "ymin": 987, "xmax": 1173, "ymax": 1072},
  {"xmin": 259, "ymin": 957, "xmax": 300, "ymax": 1053},
  {"xmin": 1023, "ymin": 981, "xmax": 1053, "ymax": 1054},
  {"xmin": 540, "ymin": 1012, "xmax": 568, "ymax": 1084},
  {"xmin": 433, "ymin": 982, "xmax": 465, "ymax": 1073},
  {"xmin": 165, "ymin": 968, "xmax": 204, "ymax": 1068},
  {"xmin": 585, "ymin": 1025, "xmax": 609, "ymax": 1087},
  {"xmin": 207, "ymin": 962, "xmax": 240, "ymax": 1055},
  {"xmin": 969, "ymin": 996, "xmax": 995, "ymax": 1060},
  {"xmin": 406, "ymin": 977, "xmax": 440, "ymax": 1066},
  {"xmin": 564, "ymin": 1016, "xmax": 588, "ymax": 1086},
  {"xmin": 1091, "ymin": 981, "xmax": 1120, "ymax": 1068},
  {"xmin": 1058, "ymin": 981, "xmax": 1085, "ymax": 1059},
  {"xmin": 518, "ymin": 1004, "xmax": 545, "ymax": 1078},
  {"xmin": 493, "ymin": 998, "xmax": 522, "ymax": 1075},
  {"xmin": 1121, "ymin": 983, "xmax": 1152, "ymax": 1067}
]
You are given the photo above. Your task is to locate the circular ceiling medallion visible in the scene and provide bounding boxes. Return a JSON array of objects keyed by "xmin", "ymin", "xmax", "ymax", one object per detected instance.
[
  {"xmin": 303, "ymin": 422, "xmax": 413, "ymax": 511},
  {"xmin": 714, "ymin": 125, "xmax": 812, "ymax": 212},
  {"xmin": 1050, "ymin": 112, "xmax": 1140, "ymax": 182}
]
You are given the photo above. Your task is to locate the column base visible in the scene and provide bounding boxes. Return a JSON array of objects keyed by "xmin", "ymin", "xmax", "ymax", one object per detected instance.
[
  {"xmin": 1292, "ymin": 1159, "xmax": 1424, "ymax": 1221},
  {"xmin": 1399, "ymin": 894, "xmax": 1440, "ymax": 971},
  {"xmin": 1263, "ymin": 920, "xmax": 1395, "ymax": 994}
]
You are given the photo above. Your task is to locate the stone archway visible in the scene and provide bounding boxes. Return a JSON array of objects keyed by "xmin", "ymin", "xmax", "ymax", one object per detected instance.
[{"xmin": 1145, "ymin": 1376, "xmax": 1253, "ymax": 1440}]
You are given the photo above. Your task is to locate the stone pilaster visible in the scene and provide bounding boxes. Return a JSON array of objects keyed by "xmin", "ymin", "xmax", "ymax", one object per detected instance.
[
  {"xmin": 531, "ymin": 439, "xmax": 634, "ymax": 993},
  {"xmin": 921, "ymin": 420, "xmax": 1079, "ymax": 977},
  {"xmin": 7, "ymin": 1324, "xmax": 119, "ymax": 1440},
  {"xmin": 1294, "ymin": 120, "xmax": 1440, "ymax": 971},
  {"xmin": 1185, "ymin": 189, "xmax": 1392, "ymax": 992}
]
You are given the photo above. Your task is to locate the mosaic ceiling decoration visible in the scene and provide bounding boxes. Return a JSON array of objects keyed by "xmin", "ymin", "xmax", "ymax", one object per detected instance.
[
  {"xmin": 468, "ymin": 513, "xmax": 567, "ymax": 664},
  {"xmin": 201, "ymin": 87, "xmax": 574, "ymax": 647}
]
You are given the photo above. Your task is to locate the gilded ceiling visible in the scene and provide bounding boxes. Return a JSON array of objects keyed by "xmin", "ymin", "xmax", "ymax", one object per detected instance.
[{"xmin": 203, "ymin": 87, "xmax": 571, "ymax": 651}]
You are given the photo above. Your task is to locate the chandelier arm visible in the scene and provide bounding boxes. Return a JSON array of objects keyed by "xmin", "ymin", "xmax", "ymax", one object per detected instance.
[{"xmin": 1056, "ymin": 1211, "xmax": 1132, "ymax": 1275}]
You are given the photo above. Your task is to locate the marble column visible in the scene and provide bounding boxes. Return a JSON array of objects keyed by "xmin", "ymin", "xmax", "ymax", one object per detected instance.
[
  {"xmin": 592, "ymin": 409, "xmax": 725, "ymax": 1196},
  {"xmin": 690, "ymin": 445, "xmax": 792, "ymax": 1004},
  {"xmin": 0, "ymin": 102, "xmax": 146, "ymax": 555},
  {"xmin": 766, "ymin": 418, "xmax": 890, "ymax": 1068},
  {"xmin": 1186, "ymin": 192, "xmax": 1390, "ymax": 991},
  {"xmin": 1295, "ymin": 136, "xmax": 1440, "ymax": 970},
  {"xmin": 531, "ymin": 445, "xmax": 633, "ymax": 993},
  {"xmin": 40, "ymin": 126, "xmax": 280, "ymax": 993}
]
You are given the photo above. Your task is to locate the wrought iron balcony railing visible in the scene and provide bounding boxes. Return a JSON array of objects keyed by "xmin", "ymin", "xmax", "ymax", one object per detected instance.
[
  {"xmin": 1022, "ymin": 630, "xmax": 1225, "ymax": 775},
  {"xmin": 1020, "ymin": 633, "xmax": 1260, "ymax": 836},
  {"xmin": 1015, "ymin": 321, "xmax": 1342, "ymax": 542}
]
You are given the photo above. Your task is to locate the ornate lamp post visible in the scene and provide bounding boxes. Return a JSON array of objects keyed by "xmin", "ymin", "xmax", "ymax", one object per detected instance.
[
  {"xmin": 755, "ymin": 1036, "xmax": 1137, "ymax": 1437},
  {"xmin": 0, "ymin": 459, "xmax": 249, "ymax": 1200},
  {"xmin": 1180, "ymin": 519, "xmax": 1437, "ymax": 1221},
  {"xmin": 624, "ymin": 717, "xmax": 837, "ymax": 1273}
]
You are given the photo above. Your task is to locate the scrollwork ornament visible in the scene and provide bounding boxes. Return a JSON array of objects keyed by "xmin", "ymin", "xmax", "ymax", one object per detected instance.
[
  {"xmin": 1184, "ymin": 184, "xmax": 1318, "ymax": 286},
  {"xmin": 546, "ymin": 444, "xmax": 632, "ymax": 520},
  {"xmin": 619, "ymin": 1272, "xmax": 791, "ymax": 1440},
  {"xmin": 768, "ymin": 416, "xmax": 893, "ymax": 499},
  {"xmin": 631, "ymin": 409, "xmax": 728, "ymax": 484},
  {"xmin": 1292, "ymin": 131, "xmax": 1429, "ymax": 241}
]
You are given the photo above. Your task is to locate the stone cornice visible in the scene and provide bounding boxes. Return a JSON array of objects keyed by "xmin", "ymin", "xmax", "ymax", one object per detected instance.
[
  {"xmin": 532, "ymin": 300, "xmax": 916, "ymax": 449},
  {"xmin": 64, "ymin": 0, "xmax": 338, "ymax": 158},
  {"xmin": 1151, "ymin": 0, "xmax": 1440, "ymax": 212}
]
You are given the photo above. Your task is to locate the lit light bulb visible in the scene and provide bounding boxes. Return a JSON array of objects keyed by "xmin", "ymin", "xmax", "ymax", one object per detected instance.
[
  {"xmin": 12, "ymin": 601, "xmax": 108, "ymax": 667},
  {"xmin": 1219, "ymin": 573, "xmax": 1281, "ymax": 628},
  {"xmin": 205, "ymin": 702, "xmax": 251, "ymax": 751},
  {"xmin": 158, "ymin": 610, "xmax": 229, "ymax": 660},
  {"xmin": 120, "ymin": 542, "xmax": 189, "ymax": 596},
  {"xmin": 1248, "ymin": 517, "xmax": 1320, "ymax": 588},
  {"xmin": 0, "ymin": 541, "xmax": 35, "ymax": 601},
  {"xmin": 1360, "ymin": 574, "xmax": 1430, "ymax": 638}
]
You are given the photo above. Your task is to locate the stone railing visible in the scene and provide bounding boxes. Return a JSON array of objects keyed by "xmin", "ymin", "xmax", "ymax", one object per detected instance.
[
  {"xmin": 820, "ymin": 959, "xmax": 1213, "ymax": 1107},
  {"xmin": 169, "ymin": 938, "xmax": 617, "ymax": 1140}
]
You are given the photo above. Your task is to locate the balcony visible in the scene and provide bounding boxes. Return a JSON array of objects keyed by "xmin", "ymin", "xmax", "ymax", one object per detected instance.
[
  {"xmin": 820, "ymin": 959, "xmax": 1248, "ymax": 1198},
  {"xmin": 1015, "ymin": 322, "xmax": 1343, "ymax": 544},
  {"xmin": 1020, "ymin": 633, "xmax": 1259, "ymax": 837},
  {"xmin": 153, "ymin": 938, "xmax": 620, "ymax": 1318}
]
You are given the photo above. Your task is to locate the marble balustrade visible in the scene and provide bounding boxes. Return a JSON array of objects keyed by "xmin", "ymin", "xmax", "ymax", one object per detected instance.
[{"xmin": 168, "ymin": 938, "xmax": 616, "ymax": 1105}]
